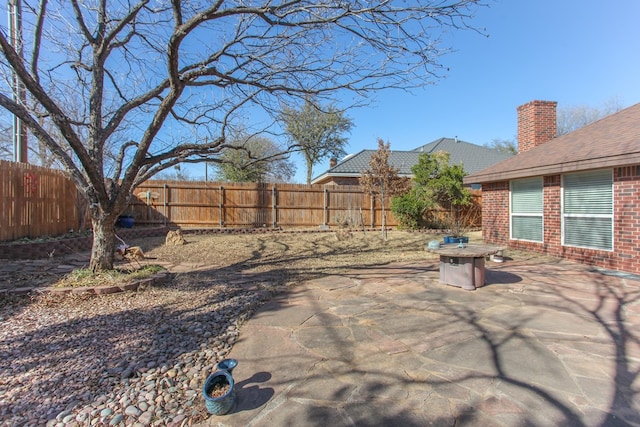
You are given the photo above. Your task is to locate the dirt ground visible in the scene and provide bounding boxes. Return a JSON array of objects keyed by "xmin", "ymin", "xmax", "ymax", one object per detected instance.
[
  {"xmin": 1, "ymin": 229, "xmax": 487, "ymax": 292},
  {"xmin": 141, "ymin": 229, "xmax": 466, "ymax": 283}
]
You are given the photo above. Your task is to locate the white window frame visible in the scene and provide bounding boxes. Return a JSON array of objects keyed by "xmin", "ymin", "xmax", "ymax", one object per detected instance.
[
  {"xmin": 561, "ymin": 169, "xmax": 613, "ymax": 251},
  {"xmin": 510, "ymin": 177, "xmax": 544, "ymax": 242}
]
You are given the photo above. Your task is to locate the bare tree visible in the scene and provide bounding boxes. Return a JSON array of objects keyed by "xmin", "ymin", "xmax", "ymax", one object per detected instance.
[
  {"xmin": 0, "ymin": 106, "xmax": 84, "ymax": 168},
  {"xmin": 0, "ymin": 115, "xmax": 11, "ymax": 160},
  {"xmin": 0, "ymin": 0, "xmax": 484, "ymax": 270},
  {"xmin": 557, "ymin": 98, "xmax": 624, "ymax": 136},
  {"xmin": 156, "ymin": 165, "xmax": 193, "ymax": 181},
  {"xmin": 485, "ymin": 138, "xmax": 517, "ymax": 155},
  {"xmin": 360, "ymin": 139, "xmax": 412, "ymax": 239}
]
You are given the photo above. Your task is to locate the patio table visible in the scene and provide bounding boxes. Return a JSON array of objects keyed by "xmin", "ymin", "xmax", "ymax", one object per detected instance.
[{"xmin": 427, "ymin": 244, "xmax": 504, "ymax": 290}]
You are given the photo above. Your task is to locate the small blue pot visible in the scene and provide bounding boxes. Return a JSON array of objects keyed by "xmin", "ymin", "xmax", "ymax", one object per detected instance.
[
  {"xmin": 203, "ymin": 370, "xmax": 236, "ymax": 415},
  {"xmin": 217, "ymin": 359, "xmax": 238, "ymax": 372},
  {"xmin": 117, "ymin": 216, "xmax": 134, "ymax": 228},
  {"xmin": 444, "ymin": 236, "xmax": 468, "ymax": 244}
]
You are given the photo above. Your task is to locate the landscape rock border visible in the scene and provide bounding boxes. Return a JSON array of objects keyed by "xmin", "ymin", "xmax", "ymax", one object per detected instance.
[{"xmin": 0, "ymin": 226, "xmax": 169, "ymax": 260}]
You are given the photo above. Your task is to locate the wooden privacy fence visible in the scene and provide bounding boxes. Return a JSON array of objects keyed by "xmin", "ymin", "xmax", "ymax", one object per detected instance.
[
  {"xmin": 132, "ymin": 180, "xmax": 482, "ymax": 230},
  {"xmin": 132, "ymin": 181, "xmax": 388, "ymax": 228},
  {"xmin": 0, "ymin": 160, "xmax": 482, "ymax": 243},
  {"xmin": 0, "ymin": 160, "xmax": 83, "ymax": 242}
]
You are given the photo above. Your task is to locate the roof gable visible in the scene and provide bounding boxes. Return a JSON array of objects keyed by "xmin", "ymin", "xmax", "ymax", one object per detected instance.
[
  {"xmin": 413, "ymin": 138, "xmax": 514, "ymax": 174},
  {"xmin": 465, "ymin": 102, "xmax": 640, "ymax": 184},
  {"xmin": 328, "ymin": 150, "xmax": 420, "ymax": 176},
  {"xmin": 311, "ymin": 137, "xmax": 514, "ymax": 183}
]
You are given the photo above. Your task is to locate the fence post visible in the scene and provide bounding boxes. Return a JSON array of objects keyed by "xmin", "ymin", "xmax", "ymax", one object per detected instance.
[
  {"xmin": 219, "ymin": 185, "xmax": 224, "ymax": 228},
  {"xmin": 323, "ymin": 187, "xmax": 328, "ymax": 226},
  {"xmin": 163, "ymin": 183, "xmax": 168, "ymax": 226},
  {"xmin": 370, "ymin": 194, "xmax": 375, "ymax": 228},
  {"xmin": 271, "ymin": 185, "xmax": 276, "ymax": 228}
]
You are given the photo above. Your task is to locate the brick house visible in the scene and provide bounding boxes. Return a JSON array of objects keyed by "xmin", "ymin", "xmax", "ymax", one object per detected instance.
[{"xmin": 464, "ymin": 100, "xmax": 640, "ymax": 275}]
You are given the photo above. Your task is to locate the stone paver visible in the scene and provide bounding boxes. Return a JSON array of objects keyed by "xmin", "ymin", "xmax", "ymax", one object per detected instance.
[
  {"xmin": 207, "ymin": 259, "xmax": 640, "ymax": 427},
  {"xmin": 2, "ymin": 250, "xmax": 639, "ymax": 426}
]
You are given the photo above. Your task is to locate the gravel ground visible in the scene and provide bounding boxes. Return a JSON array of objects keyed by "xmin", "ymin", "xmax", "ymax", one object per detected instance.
[{"xmin": 0, "ymin": 230, "xmax": 446, "ymax": 426}]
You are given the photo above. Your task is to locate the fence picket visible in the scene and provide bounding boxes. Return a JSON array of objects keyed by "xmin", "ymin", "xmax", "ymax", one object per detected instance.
[
  {"xmin": 1, "ymin": 162, "xmax": 481, "ymax": 242},
  {"xmin": 0, "ymin": 160, "xmax": 82, "ymax": 242},
  {"xmin": 132, "ymin": 180, "xmax": 481, "ymax": 230}
]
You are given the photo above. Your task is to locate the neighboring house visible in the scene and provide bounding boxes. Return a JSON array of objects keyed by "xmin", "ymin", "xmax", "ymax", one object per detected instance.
[
  {"xmin": 311, "ymin": 137, "xmax": 514, "ymax": 185},
  {"xmin": 464, "ymin": 100, "xmax": 640, "ymax": 275}
]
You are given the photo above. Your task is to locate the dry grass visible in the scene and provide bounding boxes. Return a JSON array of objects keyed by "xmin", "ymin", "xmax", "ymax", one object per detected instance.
[
  {"xmin": 4, "ymin": 229, "xmax": 484, "ymax": 291},
  {"xmin": 52, "ymin": 264, "xmax": 165, "ymax": 288},
  {"xmin": 140, "ymin": 229, "xmax": 483, "ymax": 284}
]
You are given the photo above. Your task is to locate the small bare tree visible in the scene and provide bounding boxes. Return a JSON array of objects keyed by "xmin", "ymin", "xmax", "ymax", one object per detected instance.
[
  {"xmin": 0, "ymin": 0, "xmax": 484, "ymax": 270},
  {"xmin": 360, "ymin": 139, "xmax": 412, "ymax": 239},
  {"xmin": 556, "ymin": 98, "xmax": 624, "ymax": 136}
]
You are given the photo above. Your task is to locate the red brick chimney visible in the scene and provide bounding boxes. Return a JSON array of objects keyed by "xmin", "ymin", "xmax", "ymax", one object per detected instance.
[{"xmin": 517, "ymin": 100, "xmax": 557, "ymax": 153}]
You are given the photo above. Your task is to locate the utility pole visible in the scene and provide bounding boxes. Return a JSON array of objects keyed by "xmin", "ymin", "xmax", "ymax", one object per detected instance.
[{"xmin": 8, "ymin": 0, "xmax": 28, "ymax": 163}]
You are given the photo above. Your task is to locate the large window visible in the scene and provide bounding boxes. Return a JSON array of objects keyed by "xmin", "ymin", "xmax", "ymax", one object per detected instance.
[
  {"xmin": 563, "ymin": 170, "xmax": 613, "ymax": 250},
  {"xmin": 510, "ymin": 177, "xmax": 543, "ymax": 242}
]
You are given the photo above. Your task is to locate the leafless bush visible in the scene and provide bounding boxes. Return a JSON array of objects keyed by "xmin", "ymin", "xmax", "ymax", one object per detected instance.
[{"xmin": 334, "ymin": 207, "xmax": 364, "ymax": 230}]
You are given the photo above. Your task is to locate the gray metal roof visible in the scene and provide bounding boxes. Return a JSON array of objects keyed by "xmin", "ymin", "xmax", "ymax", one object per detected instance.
[
  {"xmin": 328, "ymin": 150, "xmax": 421, "ymax": 176},
  {"xmin": 312, "ymin": 137, "xmax": 514, "ymax": 183}
]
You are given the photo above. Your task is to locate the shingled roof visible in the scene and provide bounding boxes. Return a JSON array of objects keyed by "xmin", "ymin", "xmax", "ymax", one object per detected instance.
[
  {"xmin": 464, "ymin": 102, "xmax": 640, "ymax": 184},
  {"xmin": 311, "ymin": 137, "xmax": 513, "ymax": 184}
]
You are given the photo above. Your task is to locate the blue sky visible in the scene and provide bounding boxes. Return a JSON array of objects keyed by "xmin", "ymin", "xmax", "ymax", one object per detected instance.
[{"xmin": 194, "ymin": 0, "xmax": 640, "ymax": 183}]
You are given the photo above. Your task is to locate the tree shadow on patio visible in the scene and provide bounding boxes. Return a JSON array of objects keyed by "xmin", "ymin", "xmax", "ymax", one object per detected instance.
[{"xmin": 238, "ymin": 258, "xmax": 640, "ymax": 427}]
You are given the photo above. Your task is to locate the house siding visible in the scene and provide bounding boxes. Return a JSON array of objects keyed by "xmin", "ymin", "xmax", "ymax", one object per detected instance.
[
  {"xmin": 482, "ymin": 165, "xmax": 640, "ymax": 274},
  {"xmin": 317, "ymin": 177, "xmax": 361, "ymax": 186}
]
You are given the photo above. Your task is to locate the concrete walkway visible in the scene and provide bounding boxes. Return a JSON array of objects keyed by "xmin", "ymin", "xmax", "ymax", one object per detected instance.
[{"xmin": 205, "ymin": 258, "xmax": 640, "ymax": 427}]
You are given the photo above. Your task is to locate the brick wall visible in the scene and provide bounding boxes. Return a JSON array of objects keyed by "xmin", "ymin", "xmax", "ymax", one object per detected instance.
[
  {"xmin": 517, "ymin": 100, "xmax": 557, "ymax": 153},
  {"xmin": 613, "ymin": 166, "xmax": 640, "ymax": 274},
  {"xmin": 482, "ymin": 167, "xmax": 640, "ymax": 275},
  {"xmin": 481, "ymin": 181, "xmax": 510, "ymax": 244},
  {"xmin": 543, "ymin": 175, "xmax": 561, "ymax": 254}
]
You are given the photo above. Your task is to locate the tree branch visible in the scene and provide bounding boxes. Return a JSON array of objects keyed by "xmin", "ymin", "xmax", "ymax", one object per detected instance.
[
  {"xmin": 30, "ymin": 0, "xmax": 48, "ymax": 83},
  {"xmin": 0, "ymin": 92, "xmax": 87, "ymax": 191}
]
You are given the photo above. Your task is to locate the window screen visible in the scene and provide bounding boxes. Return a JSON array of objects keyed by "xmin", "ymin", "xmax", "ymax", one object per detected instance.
[
  {"xmin": 563, "ymin": 170, "xmax": 613, "ymax": 250},
  {"xmin": 511, "ymin": 177, "xmax": 543, "ymax": 242}
]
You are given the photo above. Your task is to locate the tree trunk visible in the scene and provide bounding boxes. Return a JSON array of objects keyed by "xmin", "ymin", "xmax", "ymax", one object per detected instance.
[
  {"xmin": 380, "ymin": 185, "xmax": 387, "ymax": 240},
  {"xmin": 305, "ymin": 155, "xmax": 314, "ymax": 185},
  {"xmin": 382, "ymin": 211, "xmax": 387, "ymax": 240},
  {"xmin": 89, "ymin": 216, "xmax": 117, "ymax": 272},
  {"xmin": 306, "ymin": 163, "xmax": 312, "ymax": 185}
]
